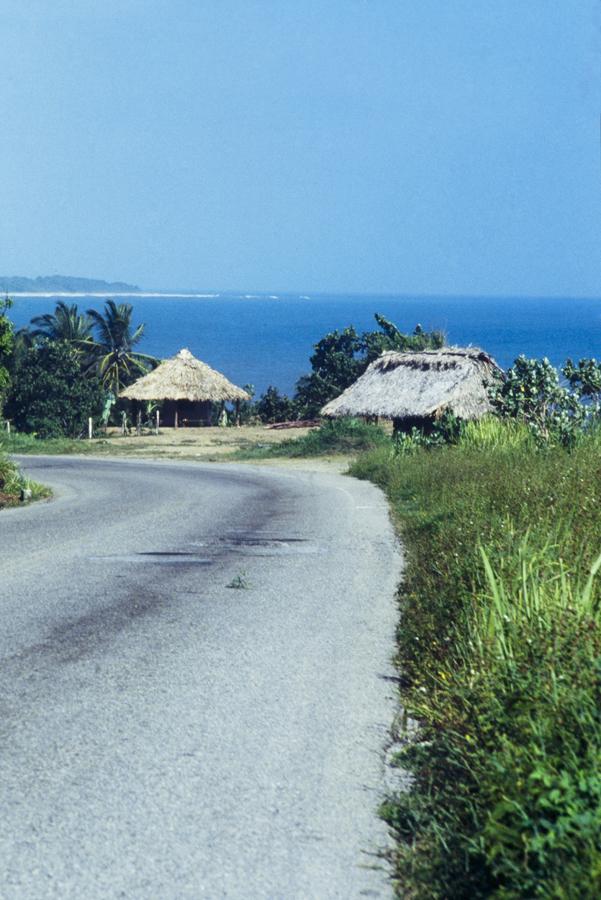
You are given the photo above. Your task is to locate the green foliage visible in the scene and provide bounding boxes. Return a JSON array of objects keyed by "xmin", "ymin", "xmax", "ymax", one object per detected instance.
[
  {"xmin": 459, "ymin": 415, "xmax": 538, "ymax": 452},
  {"xmin": 392, "ymin": 410, "xmax": 467, "ymax": 454},
  {"xmin": 351, "ymin": 428, "xmax": 601, "ymax": 897},
  {"xmin": 365, "ymin": 315, "xmax": 444, "ymax": 359},
  {"xmin": 86, "ymin": 300, "xmax": 157, "ymax": 395},
  {"xmin": 491, "ymin": 356, "xmax": 585, "ymax": 446},
  {"xmin": 29, "ymin": 301, "xmax": 93, "ymax": 344},
  {"xmin": 0, "ymin": 295, "xmax": 14, "ymax": 413},
  {"xmin": 235, "ymin": 384, "xmax": 259, "ymax": 425},
  {"xmin": 0, "ymin": 449, "xmax": 51, "ymax": 505},
  {"xmin": 6, "ymin": 341, "xmax": 105, "ymax": 438},
  {"xmin": 255, "ymin": 386, "xmax": 299, "ymax": 423},
  {"xmin": 294, "ymin": 314, "xmax": 445, "ymax": 417},
  {"xmin": 563, "ymin": 357, "xmax": 601, "ymax": 412},
  {"xmin": 0, "ymin": 452, "xmax": 21, "ymax": 501}
]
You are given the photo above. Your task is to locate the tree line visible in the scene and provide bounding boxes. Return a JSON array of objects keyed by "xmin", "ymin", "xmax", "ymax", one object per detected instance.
[
  {"xmin": 0, "ymin": 298, "xmax": 154, "ymax": 437},
  {"xmin": 0, "ymin": 298, "xmax": 444, "ymax": 437},
  {"xmin": 7, "ymin": 296, "xmax": 597, "ymax": 444}
]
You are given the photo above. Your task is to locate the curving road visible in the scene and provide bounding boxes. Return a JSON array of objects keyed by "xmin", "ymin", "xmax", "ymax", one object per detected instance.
[{"xmin": 0, "ymin": 456, "xmax": 401, "ymax": 899}]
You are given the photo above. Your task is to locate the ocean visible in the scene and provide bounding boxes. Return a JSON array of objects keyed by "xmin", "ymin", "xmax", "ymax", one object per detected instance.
[{"xmin": 7, "ymin": 293, "xmax": 601, "ymax": 396}]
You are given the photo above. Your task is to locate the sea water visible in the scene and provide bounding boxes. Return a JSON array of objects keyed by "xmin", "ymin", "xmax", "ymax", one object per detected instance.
[{"xmin": 8, "ymin": 293, "xmax": 601, "ymax": 396}]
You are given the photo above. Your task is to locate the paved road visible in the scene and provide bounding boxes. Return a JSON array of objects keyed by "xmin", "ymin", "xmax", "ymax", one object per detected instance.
[{"xmin": 0, "ymin": 456, "xmax": 401, "ymax": 899}]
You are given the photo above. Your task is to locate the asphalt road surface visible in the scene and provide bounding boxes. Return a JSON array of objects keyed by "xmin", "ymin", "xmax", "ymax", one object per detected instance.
[{"xmin": 0, "ymin": 456, "xmax": 402, "ymax": 899}]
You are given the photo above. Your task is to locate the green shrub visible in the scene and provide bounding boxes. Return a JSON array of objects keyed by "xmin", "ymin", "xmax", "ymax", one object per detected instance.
[
  {"xmin": 0, "ymin": 452, "xmax": 20, "ymax": 497},
  {"xmin": 491, "ymin": 356, "xmax": 585, "ymax": 446},
  {"xmin": 0, "ymin": 450, "xmax": 50, "ymax": 504},
  {"xmin": 5, "ymin": 341, "xmax": 104, "ymax": 438},
  {"xmin": 255, "ymin": 386, "xmax": 299, "ymax": 423}
]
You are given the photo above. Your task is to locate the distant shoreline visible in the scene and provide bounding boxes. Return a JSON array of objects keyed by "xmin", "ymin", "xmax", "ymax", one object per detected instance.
[{"xmin": 8, "ymin": 292, "xmax": 222, "ymax": 299}]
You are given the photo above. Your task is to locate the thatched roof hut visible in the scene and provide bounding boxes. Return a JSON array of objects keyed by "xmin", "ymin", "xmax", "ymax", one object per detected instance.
[
  {"xmin": 321, "ymin": 347, "xmax": 502, "ymax": 426},
  {"xmin": 120, "ymin": 348, "xmax": 250, "ymax": 427}
]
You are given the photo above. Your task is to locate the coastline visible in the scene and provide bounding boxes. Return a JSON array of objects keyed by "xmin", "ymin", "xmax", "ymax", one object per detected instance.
[{"xmin": 7, "ymin": 292, "xmax": 221, "ymax": 299}]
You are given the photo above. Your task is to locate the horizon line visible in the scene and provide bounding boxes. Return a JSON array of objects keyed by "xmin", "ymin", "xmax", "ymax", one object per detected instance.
[{"xmin": 6, "ymin": 290, "xmax": 601, "ymax": 302}]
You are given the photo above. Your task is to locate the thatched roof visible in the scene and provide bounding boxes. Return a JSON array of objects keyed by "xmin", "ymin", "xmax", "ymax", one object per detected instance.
[
  {"xmin": 321, "ymin": 347, "xmax": 502, "ymax": 421},
  {"xmin": 120, "ymin": 349, "xmax": 250, "ymax": 403}
]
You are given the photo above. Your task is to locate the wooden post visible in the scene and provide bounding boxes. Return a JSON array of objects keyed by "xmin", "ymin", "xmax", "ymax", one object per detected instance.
[
  {"xmin": 5, "ymin": 420, "xmax": 10, "ymax": 436},
  {"xmin": 155, "ymin": 409, "xmax": 160, "ymax": 435},
  {"xmin": 174, "ymin": 407, "xmax": 179, "ymax": 429},
  {"xmin": 136, "ymin": 408, "xmax": 142, "ymax": 436},
  {"xmin": 88, "ymin": 417, "xmax": 93, "ymax": 440},
  {"xmin": 121, "ymin": 411, "xmax": 127, "ymax": 435},
  {"xmin": 235, "ymin": 400, "xmax": 240, "ymax": 427}
]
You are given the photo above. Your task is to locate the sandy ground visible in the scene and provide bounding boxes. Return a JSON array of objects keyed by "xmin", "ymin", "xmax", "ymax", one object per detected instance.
[
  {"xmin": 82, "ymin": 426, "xmax": 350, "ymax": 474},
  {"xmin": 95, "ymin": 425, "xmax": 311, "ymax": 456}
]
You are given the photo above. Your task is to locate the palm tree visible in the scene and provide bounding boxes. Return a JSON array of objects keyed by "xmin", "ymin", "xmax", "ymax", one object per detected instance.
[
  {"xmin": 30, "ymin": 301, "xmax": 93, "ymax": 344},
  {"xmin": 86, "ymin": 300, "xmax": 157, "ymax": 395}
]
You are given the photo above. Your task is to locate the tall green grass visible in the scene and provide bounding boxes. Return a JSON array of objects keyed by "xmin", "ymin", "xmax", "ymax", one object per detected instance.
[
  {"xmin": 352, "ymin": 423, "xmax": 601, "ymax": 897},
  {"xmin": 459, "ymin": 416, "xmax": 538, "ymax": 451}
]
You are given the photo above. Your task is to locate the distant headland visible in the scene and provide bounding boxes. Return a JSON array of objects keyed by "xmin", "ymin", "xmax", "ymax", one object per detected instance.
[{"xmin": 0, "ymin": 274, "xmax": 140, "ymax": 293}]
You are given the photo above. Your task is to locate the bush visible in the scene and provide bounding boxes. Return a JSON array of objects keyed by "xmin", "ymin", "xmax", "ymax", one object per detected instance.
[
  {"xmin": 6, "ymin": 341, "xmax": 104, "ymax": 438},
  {"xmin": 0, "ymin": 452, "xmax": 21, "ymax": 500},
  {"xmin": 0, "ymin": 450, "xmax": 50, "ymax": 505},
  {"xmin": 255, "ymin": 386, "xmax": 299, "ymax": 423},
  {"xmin": 491, "ymin": 356, "xmax": 585, "ymax": 446},
  {"xmin": 563, "ymin": 357, "xmax": 601, "ymax": 412}
]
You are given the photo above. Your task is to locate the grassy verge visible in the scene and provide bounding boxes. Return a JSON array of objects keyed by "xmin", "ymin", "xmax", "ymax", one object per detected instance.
[
  {"xmin": 0, "ymin": 432, "xmax": 100, "ymax": 455},
  {"xmin": 350, "ymin": 418, "xmax": 601, "ymax": 898},
  {"xmin": 0, "ymin": 420, "xmax": 388, "ymax": 462},
  {"xmin": 0, "ymin": 451, "xmax": 51, "ymax": 507},
  {"xmin": 232, "ymin": 418, "xmax": 390, "ymax": 459}
]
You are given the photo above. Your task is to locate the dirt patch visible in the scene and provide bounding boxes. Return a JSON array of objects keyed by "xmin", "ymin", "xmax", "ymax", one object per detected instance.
[{"xmin": 88, "ymin": 425, "xmax": 315, "ymax": 460}]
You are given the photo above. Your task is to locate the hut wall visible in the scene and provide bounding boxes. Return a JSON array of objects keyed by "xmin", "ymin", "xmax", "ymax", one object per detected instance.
[{"xmin": 161, "ymin": 400, "xmax": 213, "ymax": 427}]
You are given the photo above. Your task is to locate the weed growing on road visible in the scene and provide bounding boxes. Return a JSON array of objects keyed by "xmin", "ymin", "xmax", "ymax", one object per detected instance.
[{"xmin": 226, "ymin": 572, "xmax": 252, "ymax": 590}]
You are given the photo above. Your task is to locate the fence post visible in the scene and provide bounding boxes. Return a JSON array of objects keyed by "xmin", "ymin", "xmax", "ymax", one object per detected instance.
[
  {"xmin": 155, "ymin": 409, "xmax": 159, "ymax": 435},
  {"xmin": 88, "ymin": 417, "xmax": 93, "ymax": 440}
]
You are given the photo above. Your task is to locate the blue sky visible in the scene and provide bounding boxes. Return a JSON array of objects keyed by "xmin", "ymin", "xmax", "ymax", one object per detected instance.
[{"xmin": 2, "ymin": 1, "xmax": 600, "ymax": 296}]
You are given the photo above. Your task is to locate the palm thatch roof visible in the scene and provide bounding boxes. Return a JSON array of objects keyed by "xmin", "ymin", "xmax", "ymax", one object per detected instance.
[
  {"xmin": 321, "ymin": 347, "xmax": 502, "ymax": 421},
  {"xmin": 120, "ymin": 349, "xmax": 250, "ymax": 403}
]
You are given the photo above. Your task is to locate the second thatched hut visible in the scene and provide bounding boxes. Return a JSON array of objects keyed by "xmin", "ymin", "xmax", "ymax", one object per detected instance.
[
  {"xmin": 321, "ymin": 346, "xmax": 502, "ymax": 431},
  {"xmin": 120, "ymin": 348, "xmax": 250, "ymax": 427}
]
